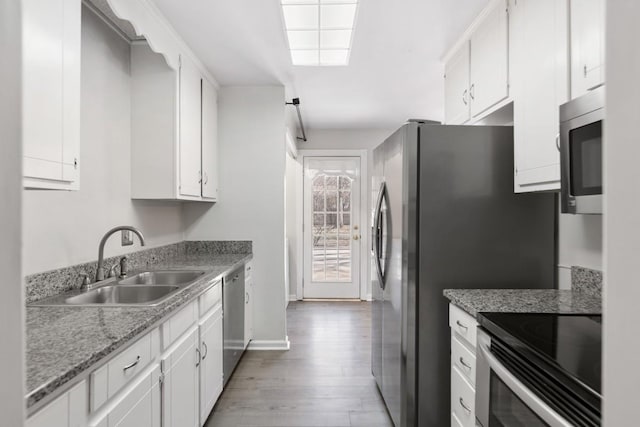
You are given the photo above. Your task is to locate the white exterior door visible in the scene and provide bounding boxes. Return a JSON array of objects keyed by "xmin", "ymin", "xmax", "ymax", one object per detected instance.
[{"xmin": 303, "ymin": 157, "xmax": 361, "ymax": 299}]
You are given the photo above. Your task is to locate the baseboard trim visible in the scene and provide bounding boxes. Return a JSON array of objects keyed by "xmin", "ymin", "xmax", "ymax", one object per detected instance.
[
  {"xmin": 247, "ymin": 337, "xmax": 291, "ymax": 351},
  {"xmin": 288, "ymin": 294, "xmax": 298, "ymax": 301}
]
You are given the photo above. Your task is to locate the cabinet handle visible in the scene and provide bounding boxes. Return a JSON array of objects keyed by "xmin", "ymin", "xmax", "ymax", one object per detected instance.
[
  {"xmin": 469, "ymin": 84, "xmax": 475, "ymax": 100},
  {"xmin": 584, "ymin": 64, "xmax": 588, "ymax": 77},
  {"xmin": 459, "ymin": 357, "xmax": 472, "ymax": 370},
  {"xmin": 202, "ymin": 342, "xmax": 208, "ymax": 360},
  {"xmin": 459, "ymin": 397, "xmax": 472, "ymax": 414},
  {"xmin": 456, "ymin": 320, "xmax": 468, "ymax": 331},
  {"xmin": 246, "ymin": 292, "xmax": 250, "ymax": 304},
  {"xmin": 198, "ymin": 171, "xmax": 202, "ymax": 184},
  {"xmin": 462, "ymin": 89, "xmax": 468, "ymax": 105},
  {"xmin": 204, "ymin": 172, "xmax": 209, "ymax": 185},
  {"xmin": 196, "ymin": 348, "xmax": 201, "ymax": 367},
  {"xmin": 555, "ymin": 133, "xmax": 560, "ymax": 151},
  {"xmin": 123, "ymin": 355, "xmax": 141, "ymax": 372}
]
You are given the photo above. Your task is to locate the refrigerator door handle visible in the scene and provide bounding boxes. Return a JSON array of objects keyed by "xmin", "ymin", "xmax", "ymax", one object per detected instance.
[{"xmin": 373, "ymin": 182, "xmax": 386, "ymax": 288}]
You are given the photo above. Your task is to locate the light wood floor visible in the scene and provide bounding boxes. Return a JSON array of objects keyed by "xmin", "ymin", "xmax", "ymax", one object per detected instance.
[{"xmin": 205, "ymin": 301, "xmax": 393, "ymax": 427}]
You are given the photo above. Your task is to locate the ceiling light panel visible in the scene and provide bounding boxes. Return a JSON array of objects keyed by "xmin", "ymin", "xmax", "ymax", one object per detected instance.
[
  {"xmin": 320, "ymin": 29, "xmax": 352, "ymax": 49},
  {"xmin": 287, "ymin": 30, "xmax": 320, "ymax": 49},
  {"xmin": 320, "ymin": 4, "xmax": 357, "ymax": 29},
  {"xmin": 281, "ymin": 0, "xmax": 359, "ymax": 66},
  {"xmin": 320, "ymin": 49, "xmax": 349, "ymax": 66},
  {"xmin": 282, "ymin": 5, "xmax": 318, "ymax": 30}
]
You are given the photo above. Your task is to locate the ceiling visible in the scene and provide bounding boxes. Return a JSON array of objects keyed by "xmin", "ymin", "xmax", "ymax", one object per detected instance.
[{"xmin": 150, "ymin": 0, "xmax": 489, "ymax": 129}]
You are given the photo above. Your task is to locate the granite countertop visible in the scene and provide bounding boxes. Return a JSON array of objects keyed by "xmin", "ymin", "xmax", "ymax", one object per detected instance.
[
  {"xmin": 26, "ymin": 253, "xmax": 251, "ymax": 412},
  {"xmin": 443, "ymin": 289, "xmax": 602, "ymax": 319}
]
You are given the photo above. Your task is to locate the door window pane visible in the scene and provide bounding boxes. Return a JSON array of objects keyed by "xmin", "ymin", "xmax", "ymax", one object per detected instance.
[
  {"xmin": 307, "ymin": 172, "xmax": 354, "ymax": 283},
  {"xmin": 326, "ymin": 191, "xmax": 338, "ymax": 212}
]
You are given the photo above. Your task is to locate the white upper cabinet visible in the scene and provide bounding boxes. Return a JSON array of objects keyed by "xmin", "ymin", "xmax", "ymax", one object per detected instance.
[
  {"xmin": 469, "ymin": 0, "xmax": 509, "ymax": 118},
  {"xmin": 130, "ymin": 43, "xmax": 219, "ymax": 202},
  {"xmin": 443, "ymin": 0, "xmax": 509, "ymax": 124},
  {"xmin": 511, "ymin": 0, "xmax": 568, "ymax": 192},
  {"xmin": 22, "ymin": 0, "xmax": 80, "ymax": 190},
  {"xmin": 201, "ymin": 78, "xmax": 219, "ymax": 201},
  {"xmin": 105, "ymin": 0, "xmax": 218, "ymax": 202},
  {"xmin": 444, "ymin": 42, "xmax": 471, "ymax": 125},
  {"xmin": 179, "ymin": 55, "xmax": 204, "ymax": 198},
  {"xmin": 570, "ymin": 0, "xmax": 605, "ymax": 98}
]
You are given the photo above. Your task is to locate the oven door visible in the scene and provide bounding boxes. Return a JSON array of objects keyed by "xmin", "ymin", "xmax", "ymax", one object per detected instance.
[
  {"xmin": 476, "ymin": 330, "xmax": 573, "ymax": 427},
  {"xmin": 560, "ymin": 98, "xmax": 603, "ymax": 215}
]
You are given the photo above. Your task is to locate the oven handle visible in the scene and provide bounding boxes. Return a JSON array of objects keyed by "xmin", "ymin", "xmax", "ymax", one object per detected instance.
[{"xmin": 479, "ymin": 344, "xmax": 573, "ymax": 427}]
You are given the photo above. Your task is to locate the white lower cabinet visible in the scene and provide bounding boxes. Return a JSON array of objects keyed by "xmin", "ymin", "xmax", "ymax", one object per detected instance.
[
  {"xmin": 199, "ymin": 305, "xmax": 224, "ymax": 425},
  {"xmin": 162, "ymin": 327, "xmax": 200, "ymax": 427},
  {"xmin": 91, "ymin": 366, "xmax": 161, "ymax": 427},
  {"xmin": 28, "ymin": 277, "xmax": 236, "ymax": 427},
  {"xmin": 244, "ymin": 261, "xmax": 254, "ymax": 348},
  {"xmin": 449, "ymin": 304, "xmax": 478, "ymax": 427},
  {"xmin": 27, "ymin": 381, "xmax": 87, "ymax": 427}
]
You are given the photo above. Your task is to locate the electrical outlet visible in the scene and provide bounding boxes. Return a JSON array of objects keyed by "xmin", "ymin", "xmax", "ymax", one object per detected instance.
[{"xmin": 121, "ymin": 230, "xmax": 133, "ymax": 246}]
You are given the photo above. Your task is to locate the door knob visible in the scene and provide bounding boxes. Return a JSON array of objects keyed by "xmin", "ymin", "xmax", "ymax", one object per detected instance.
[{"xmin": 353, "ymin": 235, "xmax": 360, "ymax": 241}]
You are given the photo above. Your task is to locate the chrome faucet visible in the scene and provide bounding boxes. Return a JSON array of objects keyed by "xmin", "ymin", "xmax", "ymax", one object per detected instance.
[{"xmin": 95, "ymin": 226, "xmax": 146, "ymax": 282}]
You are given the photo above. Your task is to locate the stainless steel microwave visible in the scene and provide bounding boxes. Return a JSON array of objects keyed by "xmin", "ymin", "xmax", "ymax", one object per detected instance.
[{"xmin": 559, "ymin": 86, "xmax": 603, "ymax": 214}]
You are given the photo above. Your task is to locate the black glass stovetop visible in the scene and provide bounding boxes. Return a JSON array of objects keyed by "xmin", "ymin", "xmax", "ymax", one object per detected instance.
[{"xmin": 479, "ymin": 312, "xmax": 602, "ymax": 396}]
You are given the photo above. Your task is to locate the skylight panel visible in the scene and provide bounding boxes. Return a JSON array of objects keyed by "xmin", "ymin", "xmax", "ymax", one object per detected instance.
[{"xmin": 281, "ymin": 0, "xmax": 359, "ymax": 66}]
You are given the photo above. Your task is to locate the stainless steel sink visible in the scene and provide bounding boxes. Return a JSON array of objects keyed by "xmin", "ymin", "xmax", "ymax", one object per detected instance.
[
  {"xmin": 64, "ymin": 285, "xmax": 179, "ymax": 306},
  {"xmin": 118, "ymin": 270, "xmax": 204, "ymax": 286},
  {"xmin": 29, "ymin": 269, "xmax": 206, "ymax": 307}
]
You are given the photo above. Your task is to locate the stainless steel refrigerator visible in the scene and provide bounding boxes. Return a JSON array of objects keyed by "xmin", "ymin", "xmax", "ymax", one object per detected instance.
[{"xmin": 371, "ymin": 122, "xmax": 556, "ymax": 427}]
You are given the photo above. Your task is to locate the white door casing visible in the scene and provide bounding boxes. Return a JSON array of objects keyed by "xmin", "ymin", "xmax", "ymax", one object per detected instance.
[{"xmin": 303, "ymin": 157, "xmax": 361, "ymax": 299}]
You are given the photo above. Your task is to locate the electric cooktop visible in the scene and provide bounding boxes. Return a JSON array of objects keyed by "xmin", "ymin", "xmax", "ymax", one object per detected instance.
[{"xmin": 478, "ymin": 312, "xmax": 602, "ymax": 397}]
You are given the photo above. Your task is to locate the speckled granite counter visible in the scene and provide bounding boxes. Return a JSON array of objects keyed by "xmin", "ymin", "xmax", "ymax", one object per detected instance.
[
  {"xmin": 443, "ymin": 289, "xmax": 602, "ymax": 319},
  {"xmin": 26, "ymin": 252, "xmax": 251, "ymax": 413}
]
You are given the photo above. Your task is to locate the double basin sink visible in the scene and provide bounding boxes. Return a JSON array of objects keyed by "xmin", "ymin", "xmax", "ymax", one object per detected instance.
[{"xmin": 33, "ymin": 270, "xmax": 205, "ymax": 307}]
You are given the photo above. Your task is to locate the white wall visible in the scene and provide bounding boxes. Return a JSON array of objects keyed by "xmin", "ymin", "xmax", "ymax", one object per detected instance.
[
  {"xmin": 22, "ymin": 8, "xmax": 185, "ymax": 275},
  {"xmin": 184, "ymin": 86, "xmax": 288, "ymax": 346},
  {"xmin": 290, "ymin": 128, "xmax": 394, "ymax": 299},
  {"xmin": 558, "ymin": 212, "xmax": 603, "ymax": 288},
  {"xmin": 603, "ymin": 2, "xmax": 640, "ymax": 425},
  {"xmin": 0, "ymin": 1, "xmax": 25, "ymax": 424}
]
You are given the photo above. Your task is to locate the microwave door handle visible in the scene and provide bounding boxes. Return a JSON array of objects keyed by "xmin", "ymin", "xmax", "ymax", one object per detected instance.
[{"xmin": 478, "ymin": 345, "xmax": 573, "ymax": 427}]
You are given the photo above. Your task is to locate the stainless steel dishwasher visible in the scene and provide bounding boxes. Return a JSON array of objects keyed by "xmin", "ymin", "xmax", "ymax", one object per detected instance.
[{"xmin": 223, "ymin": 265, "xmax": 245, "ymax": 386}]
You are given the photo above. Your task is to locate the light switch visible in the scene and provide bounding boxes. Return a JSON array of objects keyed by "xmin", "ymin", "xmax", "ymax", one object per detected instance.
[{"xmin": 121, "ymin": 230, "xmax": 133, "ymax": 246}]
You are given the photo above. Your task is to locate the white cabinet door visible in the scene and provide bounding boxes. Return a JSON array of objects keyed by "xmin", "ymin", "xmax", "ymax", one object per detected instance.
[
  {"xmin": 444, "ymin": 42, "xmax": 471, "ymax": 125},
  {"xmin": 511, "ymin": 0, "xmax": 568, "ymax": 192},
  {"xmin": 199, "ymin": 306, "xmax": 223, "ymax": 425},
  {"xmin": 201, "ymin": 78, "xmax": 219, "ymax": 200},
  {"xmin": 162, "ymin": 328, "xmax": 199, "ymax": 427},
  {"xmin": 179, "ymin": 55, "xmax": 203, "ymax": 198},
  {"xmin": 570, "ymin": 0, "xmax": 605, "ymax": 98},
  {"xmin": 90, "ymin": 367, "xmax": 161, "ymax": 427},
  {"xmin": 22, "ymin": 0, "xmax": 80, "ymax": 190},
  {"xmin": 470, "ymin": 0, "xmax": 509, "ymax": 118},
  {"xmin": 28, "ymin": 381, "xmax": 87, "ymax": 427},
  {"xmin": 244, "ymin": 275, "xmax": 253, "ymax": 348}
]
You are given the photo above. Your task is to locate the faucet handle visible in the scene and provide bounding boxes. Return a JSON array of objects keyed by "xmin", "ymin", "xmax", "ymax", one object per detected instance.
[
  {"xmin": 79, "ymin": 272, "xmax": 91, "ymax": 288},
  {"xmin": 119, "ymin": 256, "xmax": 129, "ymax": 278}
]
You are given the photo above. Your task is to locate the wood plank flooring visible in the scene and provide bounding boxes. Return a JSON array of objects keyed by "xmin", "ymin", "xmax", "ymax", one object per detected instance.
[{"xmin": 205, "ymin": 301, "xmax": 393, "ymax": 427}]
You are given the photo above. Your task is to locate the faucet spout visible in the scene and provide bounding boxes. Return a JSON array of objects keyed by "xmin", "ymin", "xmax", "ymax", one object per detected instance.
[{"xmin": 96, "ymin": 226, "xmax": 146, "ymax": 282}]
